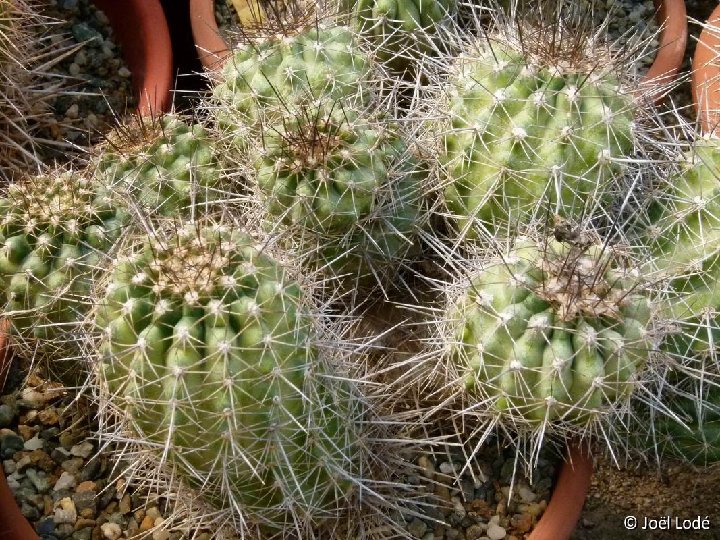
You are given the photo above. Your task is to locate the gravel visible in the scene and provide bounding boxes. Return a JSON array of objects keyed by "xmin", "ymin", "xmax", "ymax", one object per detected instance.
[
  {"xmin": 0, "ymin": 364, "xmax": 185, "ymax": 540},
  {"xmin": 37, "ymin": 0, "xmax": 136, "ymax": 161}
]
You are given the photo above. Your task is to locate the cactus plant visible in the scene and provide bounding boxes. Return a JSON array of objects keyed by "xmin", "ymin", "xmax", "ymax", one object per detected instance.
[
  {"xmin": 435, "ymin": 234, "xmax": 653, "ymax": 436},
  {"xmin": 252, "ymin": 97, "xmax": 426, "ymax": 288},
  {"xmin": 95, "ymin": 220, "xmax": 366, "ymax": 532},
  {"xmin": 339, "ymin": 0, "xmax": 457, "ymax": 76},
  {"xmin": 94, "ymin": 115, "xmax": 224, "ymax": 216},
  {"xmin": 0, "ymin": 168, "xmax": 128, "ymax": 375},
  {"xmin": 414, "ymin": 6, "xmax": 653, "ymax": 240},
  {"xmin": 210, "ymin": 24, "xmax": 375, "ymax": 141},
  {"xmin": 440, "ymin": 45, "xmax": 633, "ymax": 236}
]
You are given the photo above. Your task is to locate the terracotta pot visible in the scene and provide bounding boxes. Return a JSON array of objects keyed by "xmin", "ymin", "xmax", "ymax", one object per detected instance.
[
  {"xmin": 189, "ymin": 0, "xmax": 232, "ymax": 71},
  {"xmin": 528, "ymin": 443, "xmax": 593, "ymax": 540},
  {"xmin": 92, "ymin": 0, "xmax": 174, "ymax": 116},
  {"xmin": 693, "ymin": 3, "xmax": 720, "ymax": 135},
  {"xmin": 639, "ymin": 0, "xmax": 687, "ymax": 104},
  {"xmin": 0, "ymin": 322, "xmax": 41, "ymax": 540}
]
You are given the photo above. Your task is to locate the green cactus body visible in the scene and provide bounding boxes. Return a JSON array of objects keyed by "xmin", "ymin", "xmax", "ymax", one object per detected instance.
[
  {"xmin": 0, "ymin": 170, "xmax": 128, "ymax": 357},
  {"xmin": 254, "ymin": 103, "xmax": 424, "ymax": 282},
  {"xmin": 212, "ymin": 25, "xmax": 370, "ymax": 135},
  {"xmin": 442, "ymin": 46, "xmax": 634, "ymax": 235},
  {"xmin": 449, "ymin": 238, "xmax": 651, "ymax": 425},
  {"xmin": 95, "ymin": 116, "xmax": 221, "ymax": 216},
  {"xmin": 648, "ymin": 139, "xmax": 720, "ymax": 287},
  {"xmin": 650, "ymin": 375, "xmax": 720, "ymax": 465},
  {"xmin": 341, "ymin": 0, "xmax": 457, "ymax": 74},
  {"xmin": 98, "ymin": 223, "xmax": 362, "ymax": 527}
]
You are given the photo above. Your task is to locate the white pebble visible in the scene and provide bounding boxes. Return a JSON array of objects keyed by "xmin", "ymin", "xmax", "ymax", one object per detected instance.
[
  {"xmin": 53, "ymin": 471, "xmax": 77, "ymax": 491},
  {"xmin": 486, "ymin": 521, "xmax": 506, "ymax": 540},
  {"xmin": 101, "ymin": 522, "xmax": 122, "ymax": 540},
  {"xmin": 70, "ymin": 441, "xmax": 94, "ymax": 458},
  {"xmin": 518, "ymin": 484, "xmax": 538, "ymax": 503},
  {"xmin": 23, "ymin": 435, "xmax": 44, "ymax": 451}
]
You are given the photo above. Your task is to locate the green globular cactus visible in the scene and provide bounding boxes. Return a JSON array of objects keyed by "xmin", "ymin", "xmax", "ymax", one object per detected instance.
[
  {"xmin": 340, "ymin": 0, "xmax": 457, "ymax": 75},
  {"xmin": 211, "ymin": 25, "xmax": 372, "ymax": 138},
  {"xmin": 0, "ymin": 170, "xmax": 128, "ymax": 364},
  {"xmin": 439, "ymin": 43, "xmax": 634, "ymax": 236},
  {"xmin": 253, "ymin": 102, "xmax": 425, "ymax": 285},
  {"xmin": 94, "ymin": 116, "xmax": 222, "ymax": 216},
  {"xmin": 447, "ymin": 237, "xmax": 652, "ymax": 427},
  {"xmin": 96, "ymin": 221, "xmax": 364, "ymax": 531}
]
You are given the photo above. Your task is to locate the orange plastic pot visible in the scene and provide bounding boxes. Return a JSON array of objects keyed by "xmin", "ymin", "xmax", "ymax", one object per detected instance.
[
  {"xmin": 693, "ymin": 3, "xmax": 720, "ymax": 135},
  {"xmin": 92, "ymin": 0, "xmax": 173, "ymax": 116}
]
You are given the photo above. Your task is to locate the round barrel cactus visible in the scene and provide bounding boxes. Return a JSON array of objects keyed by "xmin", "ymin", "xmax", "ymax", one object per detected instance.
[
  {"xmin": 447, "ymin": 237, "xmax": 652, "ymax": 426},
  {"xmin": 253, "ymin": 102, "xmax": 426, "ymax": 284},
  {"xmin": 439, "ymin": 42, "xmax": 634, "ymax": 236},
  {"xmin": 340, "ymin": 0, "xmax": 457, "ymax": 75},
  {"xmin": 0, "ymin": 170, "xmax": 128, "ymax": 350},
  {"xmin": 95, "ymin": 115, "xmax": 222, "ymax": 216},
  {"xmin": 211, "ymin": 25, "xmax": 372, "ymax": 135},
  {"xmin": 96, "ymin": 221, "xmax": 364, "ymax": 530}
]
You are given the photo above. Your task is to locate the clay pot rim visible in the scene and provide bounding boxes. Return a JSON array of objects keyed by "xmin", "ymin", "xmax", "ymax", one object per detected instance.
[
  {"xmin": 92, "ymin": 0, "xmax": 174, "ymax": 116},
  {"xmin": 190, "ymin": 0, "xmax": 687, "ymax": 103},
  {"xmin": 692, "ymin": 3, "xmax": 720, "ymax": 135}
]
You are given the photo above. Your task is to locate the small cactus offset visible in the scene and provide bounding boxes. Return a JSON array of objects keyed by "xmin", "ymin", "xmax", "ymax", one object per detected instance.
[
  {"xmin": 0, "ymin": 169, "xmax": 128, "ymax": 367},
  {"xmin": 95, "ymin": 220, "xmax": 367, "ymax": 534},
  {"xmin": 424, "ymin": 232, "xmax": 655, "ymax": 449},
  {"xmin": 94, "ymin": 115, "xmax": 224, "ymax": 217}
]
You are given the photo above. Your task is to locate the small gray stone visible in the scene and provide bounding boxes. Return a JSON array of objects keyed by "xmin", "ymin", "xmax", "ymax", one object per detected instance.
[
  {"xmin": 0, "ymin": 404, "xmax": 14, "ymax": 427},
  {"xmin": 439, "ymin": 462, "xmax": 456, "ymax": 475},
  {"xmin": 407, "ymin": 518, "xmax": 428, "ymax": 539},
  {"xmin": 486, "ymin": 521, "xmax": 506, "ymax": 540},
  {"xmin": 71, "ymin": 22, "xmax": 102, "ymax": 43},
  {"xmin": 26, "ymin": 468, "xmax": 51, "ymax": 493},
  {"xmin": 3, "ymin": 459, "xmax": 16, "ymax": 474},
  {"xmin": 1, "ymin": 432, "xmax": 25, "ymax": 458},
  {"xmin": 72, "ymin": 490, "xmax": 96, "ymax": 515}
]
